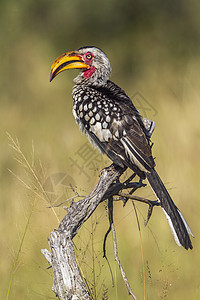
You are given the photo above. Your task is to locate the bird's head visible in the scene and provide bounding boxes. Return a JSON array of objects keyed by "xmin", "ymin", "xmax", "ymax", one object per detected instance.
[{"xmin": 50, "ymin": 46, "xmax": 111, "ymax": 86}]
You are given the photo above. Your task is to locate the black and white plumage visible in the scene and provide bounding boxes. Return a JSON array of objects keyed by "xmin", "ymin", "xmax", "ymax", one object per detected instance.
[{"xmin": 50, "ymin": 46, "xmax": 193, "ymax": 250}]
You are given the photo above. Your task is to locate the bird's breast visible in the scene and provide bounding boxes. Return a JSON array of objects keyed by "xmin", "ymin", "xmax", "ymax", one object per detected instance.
[{"xmin": 72, "ymin": 85, "xmax": 134, "ymax": 146}]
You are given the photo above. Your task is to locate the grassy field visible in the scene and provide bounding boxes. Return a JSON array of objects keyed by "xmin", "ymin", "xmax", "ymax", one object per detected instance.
[{"xmin": 1, "ymin": 1, "xmax": 200, "ymax": 299}]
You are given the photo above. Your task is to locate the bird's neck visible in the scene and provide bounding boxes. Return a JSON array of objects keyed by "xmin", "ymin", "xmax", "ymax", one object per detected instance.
[{"xmin": 73, "ymin": 69, "xmax": 110, "ymax": 87}]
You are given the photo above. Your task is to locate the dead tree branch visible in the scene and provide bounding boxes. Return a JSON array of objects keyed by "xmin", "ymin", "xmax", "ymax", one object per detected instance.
[{"xmin": 42, "ymin": 164, "xmax": 160, "ymax": 299}]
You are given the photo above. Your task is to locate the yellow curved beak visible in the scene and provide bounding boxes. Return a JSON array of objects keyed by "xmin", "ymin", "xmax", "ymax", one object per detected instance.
[{"xmin": 50, "ymin": 51, "xmax": 89, "ymax": 82}]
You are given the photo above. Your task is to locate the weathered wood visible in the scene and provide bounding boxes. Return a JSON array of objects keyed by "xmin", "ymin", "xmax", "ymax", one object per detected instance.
[
  {"xmin": 42, "ymin": 164, "xmax": 123, "ymax": 299},
  {"xmin": 42, "ymin": 164, "xmax": 158, "ymax": 299}
]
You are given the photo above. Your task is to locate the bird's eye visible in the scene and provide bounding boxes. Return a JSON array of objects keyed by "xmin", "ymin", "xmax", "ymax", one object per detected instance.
[{"xmin": 86, "ymin": 53, "xmax": 92, "ymax": 60}]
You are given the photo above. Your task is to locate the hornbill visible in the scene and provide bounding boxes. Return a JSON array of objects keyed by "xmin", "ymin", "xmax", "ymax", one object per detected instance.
[{"xmin": 50, "ymin": 46, "xmax": 193, "ymax": 250}]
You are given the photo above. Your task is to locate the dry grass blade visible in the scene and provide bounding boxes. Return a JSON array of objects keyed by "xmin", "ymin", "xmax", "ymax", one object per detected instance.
[
  {"xmin": 7, "ymin": 132, "xmax": 60, "ymax": 222},
  {"xmin": 6, "ymin": 133, "xmax": 62, "ymax": 298}
]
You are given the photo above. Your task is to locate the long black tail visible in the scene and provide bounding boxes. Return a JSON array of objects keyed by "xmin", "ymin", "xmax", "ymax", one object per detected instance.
[{"xmin": 147, "ymin": 169, "xmax": 193, "ymax": 250}]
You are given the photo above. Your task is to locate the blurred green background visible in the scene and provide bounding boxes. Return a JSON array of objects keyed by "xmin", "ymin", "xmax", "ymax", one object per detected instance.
[{"xmin": 1, "ymin": 0, "xmax": 200, "ymax": 299}]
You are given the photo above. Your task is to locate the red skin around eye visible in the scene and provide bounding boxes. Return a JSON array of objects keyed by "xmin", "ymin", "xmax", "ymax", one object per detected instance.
[
  {"xmin": 82, "ymin": 52, "xmax": 95, "ymax": 78},
  {"xmin": 83, "ymin": 52, "xmax": 94, "ymax": 63}
]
